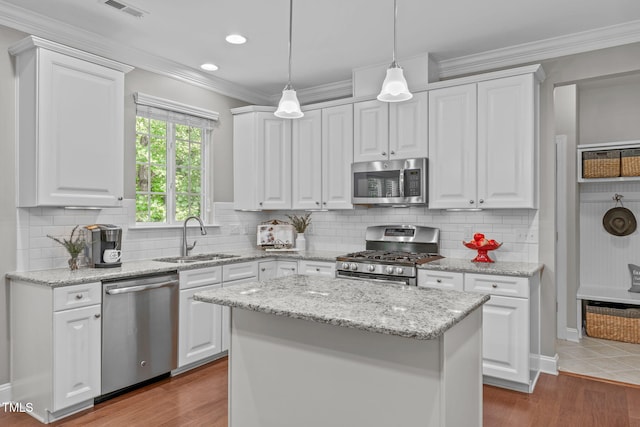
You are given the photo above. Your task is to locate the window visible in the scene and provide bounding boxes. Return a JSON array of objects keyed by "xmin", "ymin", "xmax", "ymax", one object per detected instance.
[{"xmin": 134, "ymin": 93, "xmax": 218, "ymax": 225}]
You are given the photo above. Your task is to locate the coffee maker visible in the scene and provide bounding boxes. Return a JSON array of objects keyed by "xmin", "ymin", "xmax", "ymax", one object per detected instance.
[{"xmin": 84, "ymin": 224, "xmax": 123, "ymax": 268}]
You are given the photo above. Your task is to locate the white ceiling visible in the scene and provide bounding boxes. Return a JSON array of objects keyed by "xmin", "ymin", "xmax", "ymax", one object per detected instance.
[{"xmin": 3, "ymin": 0, "xmax": 640, "ymax": 104}]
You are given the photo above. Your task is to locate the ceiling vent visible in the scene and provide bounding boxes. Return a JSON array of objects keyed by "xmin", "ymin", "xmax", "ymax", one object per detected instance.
[{"xmin": 101, "ymin": 0, "xmax": 146, "ymax": 18}]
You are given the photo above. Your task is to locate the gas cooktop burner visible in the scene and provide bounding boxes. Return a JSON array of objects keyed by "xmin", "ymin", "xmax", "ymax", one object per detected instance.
[{"xmin": 337, "ymin": 250, "xmax": 442, "ymax": 265}]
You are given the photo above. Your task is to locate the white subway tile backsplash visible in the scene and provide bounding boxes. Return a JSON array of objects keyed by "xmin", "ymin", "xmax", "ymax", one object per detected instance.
[{"xmin": 16, "ymin": 200, "xmax": 539, "ymax": 271}]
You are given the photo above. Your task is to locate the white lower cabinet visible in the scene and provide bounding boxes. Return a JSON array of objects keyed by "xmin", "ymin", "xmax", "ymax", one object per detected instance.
[
  {"xmin": 298, "ymin": 260, "xmax": 336, "ymax": 277},
  {"xmin": 277, "ymin": 261, "xmax": 298, "ymax": 277},
  {"xmin": 178, "ymin": 267, "xmax": 223, "ymax": 368},
  {"xmin": 417, "ymin": 270, "xmax": 463, "ymax": 291},
  {"xmin": 418, "ymin": 269, "xmax": 540, "ymax": 392},
  {"xmin": 11, "ymin": 280, "xmax": 102, "ymax": 422},
  {"xmin": 480, "ymin": 294, "xmax": 529, "ymax": 383},
  {"xmin": 53, "ymin": 303, "xmax": 101, "ymax": 411},
  {"xmin": 258, "ymin": 260, "xmax": 277, "ymax": 280}
]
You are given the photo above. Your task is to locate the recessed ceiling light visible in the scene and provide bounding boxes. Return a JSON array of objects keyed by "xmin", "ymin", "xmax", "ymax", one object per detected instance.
[
  {"xmin": 225, "ymin": 34, "xmax": 247, "ymax": 45},
  {"xmin": 200, "ymin": 63, "xmax": 218, "ymax": 71}
]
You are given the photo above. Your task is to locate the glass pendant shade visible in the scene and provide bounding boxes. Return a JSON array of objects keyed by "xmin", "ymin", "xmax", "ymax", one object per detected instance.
[
  {"xmin": 377, "ymin": 64, "xmax": 412, "ymax": 102},
  {"xmin": 275, "ymin": 86, "xmax": 304, "ymax": 118}
]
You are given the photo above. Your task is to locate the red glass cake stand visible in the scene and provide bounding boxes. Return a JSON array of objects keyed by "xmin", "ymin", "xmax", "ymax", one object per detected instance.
[{"xmin": 463, "ymin": 241, "xmax": 502, "ymax": 263}]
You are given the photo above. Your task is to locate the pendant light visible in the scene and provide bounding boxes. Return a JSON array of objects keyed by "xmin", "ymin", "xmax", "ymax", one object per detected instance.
[
  {"xmin": 275, "ymin": 0, "xmax": 304, "ymax": 118},
  {"xmin": 377, "ymin": 0, "xmax": 412, "ymax": 102}
]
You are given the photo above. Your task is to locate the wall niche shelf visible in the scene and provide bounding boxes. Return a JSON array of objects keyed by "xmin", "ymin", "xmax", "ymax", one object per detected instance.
[{"xmin": 578, "ymin": 140, "xmax": 640, "ymax": 183}]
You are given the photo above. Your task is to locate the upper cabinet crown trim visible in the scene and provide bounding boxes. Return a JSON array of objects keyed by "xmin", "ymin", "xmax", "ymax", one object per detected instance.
[
  {"xmin": 9, "ymin": 35, "xmax": 134, "ymax": 74},
  {"xmin": 426, "ymin": 64, "xmax": 545, "ymax": 91}
]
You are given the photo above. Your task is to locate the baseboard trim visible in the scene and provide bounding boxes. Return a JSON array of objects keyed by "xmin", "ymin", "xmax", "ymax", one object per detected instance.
[
  {"xmin": 539, "ymin": 353, "xmax": 559, "ymax": 375},
  {"xmin": 0, "ymin": 382, "xmax": 11, "ymax": 404},
  {"xmin": 565, "ymin": 328, "xmax": 580, "ymax": 343}
]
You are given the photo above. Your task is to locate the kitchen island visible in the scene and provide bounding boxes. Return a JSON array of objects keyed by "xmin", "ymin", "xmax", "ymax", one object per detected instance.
[{"xmin": 195, "ymin": 275, "xmax": 489, "ymax": 427}]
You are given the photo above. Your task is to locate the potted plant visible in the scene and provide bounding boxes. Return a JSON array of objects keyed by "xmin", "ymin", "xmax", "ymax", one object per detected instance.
[
  {"xmin": 47, "ymin": 225, "xmax": 86, "ymax": 270},
  {"xmin": 287, "ymin": 213, "xmax": 311, "ymax": 251}
]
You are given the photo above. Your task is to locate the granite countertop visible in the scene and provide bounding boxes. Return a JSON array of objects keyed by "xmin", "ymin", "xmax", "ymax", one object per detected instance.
[
  {"xmin": 194, "ymin": 275, "xmax": 489, "ymax": 340},
  {"xmin": 6, "ymin": 250, "xmax": 343, "ymax": 287},
  {"xmin": 418, "ymin": 258, "xmax": 543, "ymax": 277}
]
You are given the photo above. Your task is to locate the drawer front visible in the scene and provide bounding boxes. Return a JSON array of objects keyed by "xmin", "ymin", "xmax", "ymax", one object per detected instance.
[
  {"xmin": 223, "ymin": 262, "xmax": 258, "ymax": 283},
  {"xmin": 298, "ymin": 260, "xmax": 336, "ymax": 277},
  {"xmin": 464, "ymin": 273, "xmax": 529, "ymax": 298},
  {"xmin": 179, "ymin": 266, "xmax": 222, "ymax": 290},
  {"xmin": 53, "ymin": 282, "xmax": 102, "ymax": 311},
  {"xmin": 417, "ymin": 270, "xmax": 464, "ymax": 291}
]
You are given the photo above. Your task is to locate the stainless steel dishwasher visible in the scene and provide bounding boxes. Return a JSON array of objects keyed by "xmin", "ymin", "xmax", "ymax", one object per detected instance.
[{"xmin": 101, "ymin": 273, "xmax": 179, "ymax": 398}]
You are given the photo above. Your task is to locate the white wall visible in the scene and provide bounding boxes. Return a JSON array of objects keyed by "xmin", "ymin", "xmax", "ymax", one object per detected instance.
[{"xmin": 0, "ymin": 25, "xmax": 26, "ymax": 388}]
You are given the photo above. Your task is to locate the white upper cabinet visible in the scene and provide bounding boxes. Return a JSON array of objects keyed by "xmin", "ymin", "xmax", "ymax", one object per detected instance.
[
  {"xmin": 428, "ymin": 84, "xmax": 477, "ymax": 209},
  {"xmin": 354, "ymin": 93, "xmax": 428, "ymax": 162},
  {"xmin": 233, "ymin": 109, "xmax": 292, "ymax": 210},
  {"xmin": 477, "ymin": 75, "xmax": 537, "ymax": 208},
  {"xmin": 428, "ymin": 67, "xmax": 542, "ymax": 209},
  {"xmin": 292, "ymin": 110, "xmax": 323, "ymax": 210},
  {"xmin": 10, "ymin": 36, "xmax": 132, "ymax": 207},
  {"xmin": 292, "ymin": 105, "xmax": 353, "ymax": 210},
  {"xmin": 389, "ymin": 92, "xmax": 429, "ymax": 160},
  {"xmin": 354, "ymin": 100, "xmax": 389, "ymax": 162},
  {"xmin": 321, "ymin": 104, "xmax": 353, "ymax": 210}
]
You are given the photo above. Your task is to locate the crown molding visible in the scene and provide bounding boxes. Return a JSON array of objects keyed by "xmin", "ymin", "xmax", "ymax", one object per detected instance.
[
  {"xmin": 438, "ymin": 19, "xmax": 640, "ymax": 79},
  {"xmin": 0, "ymin": 0, "xmax": 271, "ymax": 105},
  {"xmin": 9, "ymin": 35, "xmax": 134, "ymax": 73}
]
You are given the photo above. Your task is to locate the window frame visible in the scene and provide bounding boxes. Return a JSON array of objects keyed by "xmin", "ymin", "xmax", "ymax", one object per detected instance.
[{"xmin": 134, "ymin": 92, "xmax": 218, "ymax": 226}]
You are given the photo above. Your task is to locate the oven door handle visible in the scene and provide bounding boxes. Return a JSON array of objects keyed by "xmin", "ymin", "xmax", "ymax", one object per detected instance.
[
  {"xmin": 106, "ymin": 280, "xmax": 179, "ymax": 295},
  {"xmin": 336, "ymin": 272, "xmax": 410, "ymax": 285}
]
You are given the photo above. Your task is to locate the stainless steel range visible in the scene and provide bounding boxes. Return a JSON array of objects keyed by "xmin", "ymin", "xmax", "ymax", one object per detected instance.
[{"xmin": 335, "ymin": 225, "xmax": 442, "ymax": 285}]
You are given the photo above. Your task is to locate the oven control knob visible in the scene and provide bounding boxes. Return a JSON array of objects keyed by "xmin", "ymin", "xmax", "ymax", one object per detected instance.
[
  {"xmin": 386, "ymin": 266, "xmax": 395, "ymax": 274},
  {"xmin": 341, "ymin": 262, "xmax": 350, "ymax": 270},
  {"xmin": 367, "ymin": 265, "xmax": 376, "ymax": 272},
  {"xmin": 395, "ymin": 267, "xmax": 404, "ymax": 275},
  {"xmin": 350, "ymin": 263, "xmax": 358, "ymax": 271}
]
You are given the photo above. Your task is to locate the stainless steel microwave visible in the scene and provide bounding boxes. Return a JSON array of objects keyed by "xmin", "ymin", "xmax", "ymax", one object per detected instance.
[{"xmin": 351, "ymin": 158, "xmax": 428, "ymax": 206}]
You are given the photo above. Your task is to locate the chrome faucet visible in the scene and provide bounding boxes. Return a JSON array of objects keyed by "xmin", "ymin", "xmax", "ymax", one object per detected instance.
[{"xmin": 182, "ymin": 216, "xmax": 207, "ymax": 256}]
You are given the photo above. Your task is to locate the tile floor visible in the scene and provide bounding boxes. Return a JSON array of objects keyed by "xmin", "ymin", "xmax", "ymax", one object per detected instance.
[{"xmin": 557, "ymin": 336, "xmax": 640, "ymax": 385}]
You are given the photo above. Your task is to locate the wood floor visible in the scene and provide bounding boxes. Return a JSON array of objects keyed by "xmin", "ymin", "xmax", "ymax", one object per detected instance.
[{"xmin": 3, "ymin": 357, "xmax": 640, "ymax": 426}]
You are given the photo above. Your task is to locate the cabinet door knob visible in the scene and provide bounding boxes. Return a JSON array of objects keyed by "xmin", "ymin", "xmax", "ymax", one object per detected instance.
[
  {"xmin": 94, "ymin": 313, "xmax": 101, "ymax": 318},
  {"xmin": 261, "ymin": 268, "xmax": 266, "ymax": 271},
  {"xmin": 381, "ymin": 152, "xmax": 387, "ymax": 156},
  {"xmin": 75, "ymin": 294, "xmax": 83, "ymax": 300},
  {"xmin": 390, "ymin": 150, "xmax": 395, "ymax": 155},
  {"xmin": 492, "ymin": 283, "xmax": 498, "ymax": 288},
  {"xmin": 259, "ymin": 202, "xmax": 263, "ymax": 206},
  {"xmin": 436, "ymin": 279, "xmax": 442, "ymax": 283},
  {"xmin": 469, "ymin": 200, "xmax": 475, "ymax": 204},
  {"xmin": 479, "ymin": 199, "xmax": 485, "ymax": 204},
  {"xmin": 118, "ymin": 196, "xmax": 123, "ymax": 201},
  {"xmin": 315, "ymin": 268, "xmax": 320, "ymax": 272},
  {"xmin": 316, "ymin": 201, "xmax": 320, "ymax": 205}
]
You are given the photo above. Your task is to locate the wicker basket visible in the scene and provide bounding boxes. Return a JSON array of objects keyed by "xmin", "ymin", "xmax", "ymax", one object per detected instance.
[
  {"xmin": 621, "ymin": 149, "xmax": 640, "ymax": 177},
  {"xmin": 585, "ymin": 304, "xmax": 640, "ymax": 344},
  {"xmin": 582, "ymin": 150, "xmax": 621, "ymax": 178}
]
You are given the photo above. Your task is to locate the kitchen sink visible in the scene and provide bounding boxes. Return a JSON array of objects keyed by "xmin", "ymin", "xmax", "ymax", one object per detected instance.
[{"xmin": 154, "ymin": 253, "xmax": 239, "ymax": 264}]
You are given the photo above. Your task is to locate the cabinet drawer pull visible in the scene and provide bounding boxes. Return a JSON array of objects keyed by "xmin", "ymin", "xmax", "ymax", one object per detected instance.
[
  {"xmin": 75, "ymin": 294, "xmax": 83, "ymax": 300},
  {"xmin": 436, "ymin": 279, "xmax": 442, "ymax": 283},
  {"xmin": 492, "ymin": 283, "xmax": 498, "ymax": 288},
  {"xmin": 261, "ymin": 268, "xmax": 266, "ymax": 272},
  {"xmin": 315, "ymin": 268, "xmax": 320, "ymax": 272}
]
